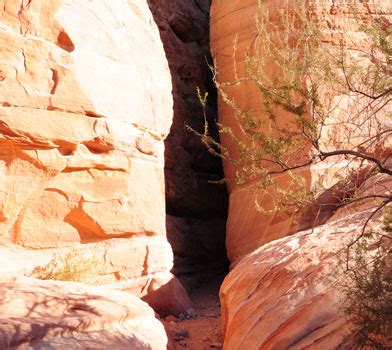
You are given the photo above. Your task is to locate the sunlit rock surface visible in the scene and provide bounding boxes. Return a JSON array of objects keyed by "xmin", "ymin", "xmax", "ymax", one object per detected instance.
[
  {"xmin": 219, "ymin": 214, "xmax": 355, "ymax": 349},
  {"xmin": 211, "ymin": 0, "xmax": 392, "ymax": 264},
  {"xmin": 211, "ymin": 0, "xmax": 391, "ymax": 348},
  {"xmin": 0, "ymin": 0, "xmax": 191, "ymax": 316},
  {"xmin": 219, "ymin": 180, "xmax": 392, "ymax": 350}
]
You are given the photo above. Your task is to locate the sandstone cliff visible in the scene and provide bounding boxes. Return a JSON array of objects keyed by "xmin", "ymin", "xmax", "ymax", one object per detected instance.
[
  {"xmin": 211, "ymin": 0, "xmax": 392, "ymax": 262},
  {"xmin": 211, "ymin": 0, "xmax": 391, "ymax": 348},
  {"xmin": 211, "ymin": 0, "xmax": 392, "ymax": 263},
  {"xmin": 0, "ymin": 0, "xmax": 190, "ymax": 316}
]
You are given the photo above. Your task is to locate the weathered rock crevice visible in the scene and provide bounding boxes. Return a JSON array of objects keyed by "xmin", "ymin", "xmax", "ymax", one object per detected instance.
[{"xmin": 147, "ymin": 0, "xmax": 229, "ymax": 290}]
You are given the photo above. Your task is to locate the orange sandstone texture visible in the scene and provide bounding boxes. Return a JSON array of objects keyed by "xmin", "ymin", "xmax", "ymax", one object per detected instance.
[
  {"xmin": 211, "ymin": 1, "xmax": 391, "ymax": 349},
  {"xmin": 210, "ymin": 0, "xmax": 392, "ymax": 264},
  {"xmin": 210, "ymin": 0, "xmax": 311, "ymax": 265},
  {"xmin": 219, "ymin": 207, "xmax": 362, "ymax": 350},
  {"xmin": 218, "ymin": 176, "xmax": 392, "ymax": 349},
  {"xmin": 218, "ymin": 177, "xmax": 392, "ymax": 350},
  {"xmin": 219, "ymin": 175, "xmax": 392, "ymax": 349},
  {"xmin": 0, "ymin": 0, "xmax": 191, "ymax": 315}
]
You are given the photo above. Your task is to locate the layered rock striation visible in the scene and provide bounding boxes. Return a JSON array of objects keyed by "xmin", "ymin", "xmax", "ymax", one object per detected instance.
[
  {"xmin": 219, "ymin": 207, "xmax": 361, "ymax": 350},
  {"xmin": 0, "ymin": 0, "xmax": 190, "ymax": 316},
  {"xmin": 211, "ymin": 0, "xmax": 309, "ymax": 265},
  {"xmin": 211, "ymin": 0, "xmax": 392, "ymax": 263},
  {"xmin": 219, "ymin": 175, "xmax": 392, "ymax": 349},
  {"xmin": 148, "ymin": 0, "xmax": 229, "ymax": 288},
  {"xmin": 211, "ymin": 0, "xmax": 391, "ymax": 348}
]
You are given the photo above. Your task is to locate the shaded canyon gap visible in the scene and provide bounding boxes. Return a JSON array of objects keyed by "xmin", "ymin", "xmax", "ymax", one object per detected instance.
[{"xmin": 147, "ymin": 0, "xmax": 229, "ymax": 290}]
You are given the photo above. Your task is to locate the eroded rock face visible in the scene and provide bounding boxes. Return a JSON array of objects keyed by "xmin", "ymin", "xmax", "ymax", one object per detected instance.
[
  {"xmin": 219, "ymin": 175, "xmax": 392, "ymax": 349},
  {"xmin": 0, "ymin": 277, "xmax": 171, "ymax": 349},
  {"xmin": 0, "ymin": 0, "xmax": 191, "ymax": 315},
  {"xmin": 147, "ymin": 0, "xmax": 229, "ymax": 288},
  {"xmin": 210, "ymin": 0, "xmax": 392, "ymax": 265},
  {"xmin": 211, "ymin": 0, "xmax": 391, "ymax": 348},
  {"xmin": 219, "ymin": 209, "xmax": 361, "ymax": 350},
  {"xmin": 211, "ymin": 0, "xmax": 309, "ymax": 264}
]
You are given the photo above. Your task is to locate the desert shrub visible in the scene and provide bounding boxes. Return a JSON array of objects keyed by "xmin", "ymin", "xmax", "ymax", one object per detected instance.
[
  {"xmin": 33, "ymin": 250, "xmax": 103, "ymax": 284},
  {"xmin": 197, "ymin": 0, "xmax": 392, "ymax": 214},
  {"xmin": 343, "ymin": 219, "xmax": 392, "ymax": 349}
]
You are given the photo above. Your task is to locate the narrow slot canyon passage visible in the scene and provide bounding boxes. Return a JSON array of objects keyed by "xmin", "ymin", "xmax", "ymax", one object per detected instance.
[
  {"xmin": 147, "ymin": 1, "xmax": 229, "ymax": 348},
  {"xmin": 1, "ymin": 1, "xmax": 389, "ymax": 348}
]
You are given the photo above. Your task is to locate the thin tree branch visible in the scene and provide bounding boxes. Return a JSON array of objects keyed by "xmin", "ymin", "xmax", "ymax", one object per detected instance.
[
  {"xmin": 319, "ymin": 150, "xmax": 392, "ymax": 175},
  {"xmin": 346, "ymin": 197, "xmax": 392, "ymax": 271}
]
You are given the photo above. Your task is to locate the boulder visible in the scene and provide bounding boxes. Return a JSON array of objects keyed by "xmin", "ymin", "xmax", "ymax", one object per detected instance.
[
  {"xmin": 0, "ymin": 277, "xmax": 171, "ymax": 349},
  {"xmin": 219, "ymin": 175, "xmax": 392, "ymax": 349},
  {"xmin": 220, "ymin": 208, "xmax": 366, "ymax": 349}
]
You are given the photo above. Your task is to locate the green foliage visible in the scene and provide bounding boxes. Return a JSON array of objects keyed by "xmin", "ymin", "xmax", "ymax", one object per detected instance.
[
  {"xmin": 34, "ymin": 250, "xmax": 103, "ymax": 284},
  {"xmin": 203, "ymin": 0, "xmax": 392, "ymax": 217},
  {"xmin": 343, "ymin": 217, "xmax": 392, "ymax": 349}
]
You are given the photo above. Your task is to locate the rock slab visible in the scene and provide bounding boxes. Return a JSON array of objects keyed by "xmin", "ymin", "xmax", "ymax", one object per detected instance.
[
  {"xmin": 0, "ymin": 277, "xmax": 170, "ymax": 349},
  {"xmin": 0, "ymin": 0, "xmax": 190, "ymax": 315}
]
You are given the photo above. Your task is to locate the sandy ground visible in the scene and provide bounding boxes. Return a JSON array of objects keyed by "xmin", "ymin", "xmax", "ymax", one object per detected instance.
[{"xmin": 163, "ymin": 275, "xmax": 225, "ymax": 350}]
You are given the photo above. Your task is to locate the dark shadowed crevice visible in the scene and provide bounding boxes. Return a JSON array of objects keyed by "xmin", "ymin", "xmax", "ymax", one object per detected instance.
[{"xmin": 147, "ymin": 0, "xmax": 229, "ymax": 291}]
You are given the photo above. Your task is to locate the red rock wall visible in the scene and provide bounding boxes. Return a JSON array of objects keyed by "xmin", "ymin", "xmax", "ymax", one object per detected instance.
[
  {"xmin": 211, "ymin": 0, "xmax": 392, "ymax": 264},
  {"xmin": 148, "ymin": 0, "xmax": 229, "ymax": 288},
  {"xmin": 211, "ymin": 0, "xmax": 392, "ymax": 348},
  {"xmin": 0, "ymin": 0, "xmax": 191, "ymax": 316},
  {"xmin": 210, "ymin": 0, "xmax": 306, "ymax": 264}
]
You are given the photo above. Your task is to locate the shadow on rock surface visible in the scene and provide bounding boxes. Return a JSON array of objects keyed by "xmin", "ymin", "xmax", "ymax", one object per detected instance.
[{"xmin": 0, "ymin": 278, "xmax": 168, "ymax": 349}]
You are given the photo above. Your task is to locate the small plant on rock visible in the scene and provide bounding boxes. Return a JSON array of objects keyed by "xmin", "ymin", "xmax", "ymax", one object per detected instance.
[{"xmin": 33, "ymin": 250, "xmax": 103, "ymax": 285}]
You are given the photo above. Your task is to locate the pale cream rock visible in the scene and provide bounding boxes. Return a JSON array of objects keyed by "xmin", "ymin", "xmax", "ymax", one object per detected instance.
[
  {"xmin": 0, "ymin": 277, "xmax": 171, "ymax": 349},
  {"xmin": 0, "ymin": 0, "xmax": 190, "ymax": 317},
  {"xmin": 219, "ymin": 204, "xmax": 381, "ymax": 350}
]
